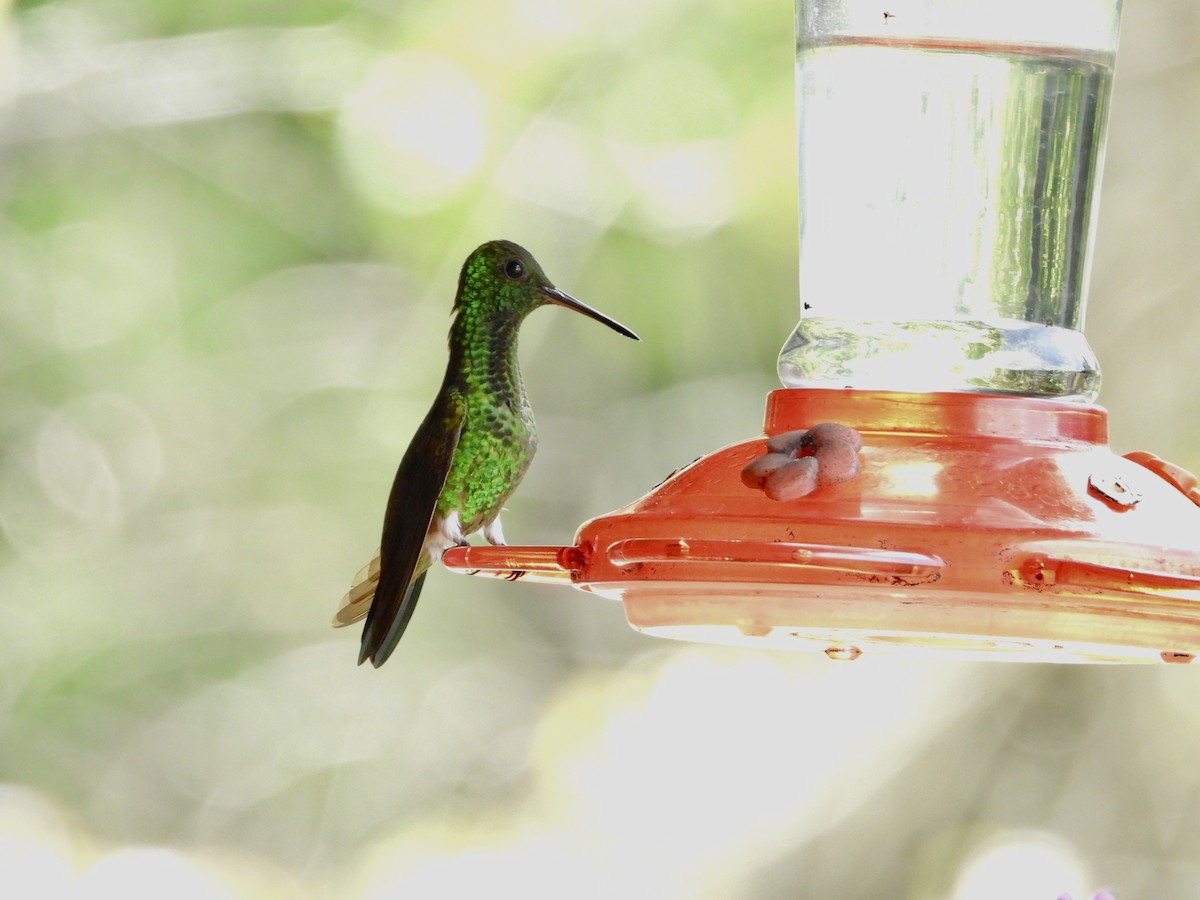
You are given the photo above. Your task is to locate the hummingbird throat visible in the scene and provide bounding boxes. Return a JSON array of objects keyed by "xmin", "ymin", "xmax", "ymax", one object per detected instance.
[{"xmin": 450, "ymin": 305, "xmax": 530, "ymax": 407}]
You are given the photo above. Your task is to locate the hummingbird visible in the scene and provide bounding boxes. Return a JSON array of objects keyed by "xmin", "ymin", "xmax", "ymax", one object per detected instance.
[{"xmin": 334, "ymin": 240, "xmax": 639, "ymax": 667}]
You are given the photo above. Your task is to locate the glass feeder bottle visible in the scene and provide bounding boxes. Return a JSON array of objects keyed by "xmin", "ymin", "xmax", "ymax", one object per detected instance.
[{"xmin": 778, "ymin": 0, "xmax": 1122, "ymax": 401}]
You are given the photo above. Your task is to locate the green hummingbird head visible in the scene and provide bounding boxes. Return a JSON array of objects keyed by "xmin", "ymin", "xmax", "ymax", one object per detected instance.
[{"xmin": 454, "ymin": 240, "xmax": 639, "ymax": 340}]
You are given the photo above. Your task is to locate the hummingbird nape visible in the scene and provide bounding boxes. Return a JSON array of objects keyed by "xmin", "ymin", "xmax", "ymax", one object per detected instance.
[{"xmin": 334, "ymin": 240, "xmax": 639, "ymax": 667}]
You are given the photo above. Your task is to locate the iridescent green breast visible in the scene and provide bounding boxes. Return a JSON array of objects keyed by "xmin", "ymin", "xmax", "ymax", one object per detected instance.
[{"xmin": 437, "ymin": 397, "xmax": 537, "ymax": 531}]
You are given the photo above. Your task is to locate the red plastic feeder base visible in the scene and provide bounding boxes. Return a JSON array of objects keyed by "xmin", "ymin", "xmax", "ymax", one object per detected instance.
[{"xmin": 442, "ymin": 389, "xmax": 1200, "ymax": 663}]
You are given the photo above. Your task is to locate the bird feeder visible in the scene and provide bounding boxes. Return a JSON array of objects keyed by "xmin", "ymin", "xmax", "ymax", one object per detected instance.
[{"xmin": 443, "ymin": 0, "xmax": 1200, "ymax": 663}]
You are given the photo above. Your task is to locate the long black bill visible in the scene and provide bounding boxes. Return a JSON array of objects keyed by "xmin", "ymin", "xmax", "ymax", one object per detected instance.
[{"xmin": 540, "ymin": 286, "xmax": 640, "ymax": 341}]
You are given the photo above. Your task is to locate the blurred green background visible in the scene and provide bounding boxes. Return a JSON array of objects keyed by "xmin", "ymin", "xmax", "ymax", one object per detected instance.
[{"xmin": 1, "ymin": 0, "xmax": 1198, "ymax": 896}]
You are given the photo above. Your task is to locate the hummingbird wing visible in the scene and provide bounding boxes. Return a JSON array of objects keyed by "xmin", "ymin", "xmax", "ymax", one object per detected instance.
[{"xmin": 358, "ymin": 389, "xmax": 466, "ymax": 668}]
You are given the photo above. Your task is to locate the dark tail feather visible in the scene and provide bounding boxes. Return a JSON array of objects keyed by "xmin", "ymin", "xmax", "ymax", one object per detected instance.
[{"xmin": 359, "ymin": 571, "xmax": 428, "ymax": 668}]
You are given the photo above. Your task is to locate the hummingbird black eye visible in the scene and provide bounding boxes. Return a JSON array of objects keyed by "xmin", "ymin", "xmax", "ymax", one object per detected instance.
[{"xmin": 503, "ymin": 259, "xmax": 526, "ymax": 280}]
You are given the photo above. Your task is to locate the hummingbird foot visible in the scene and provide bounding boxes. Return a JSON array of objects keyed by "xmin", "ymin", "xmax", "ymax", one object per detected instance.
[
  {"xmin": 438, "ymin": 509, "xmax": 467, "ymax": 545},
  {"xmin": 505, "ymin": 570, "xmax": 527, "ymax": 581},
  {"xmin": 483, "ymin": 515, "xmax": 508, "ymax": 547}
]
